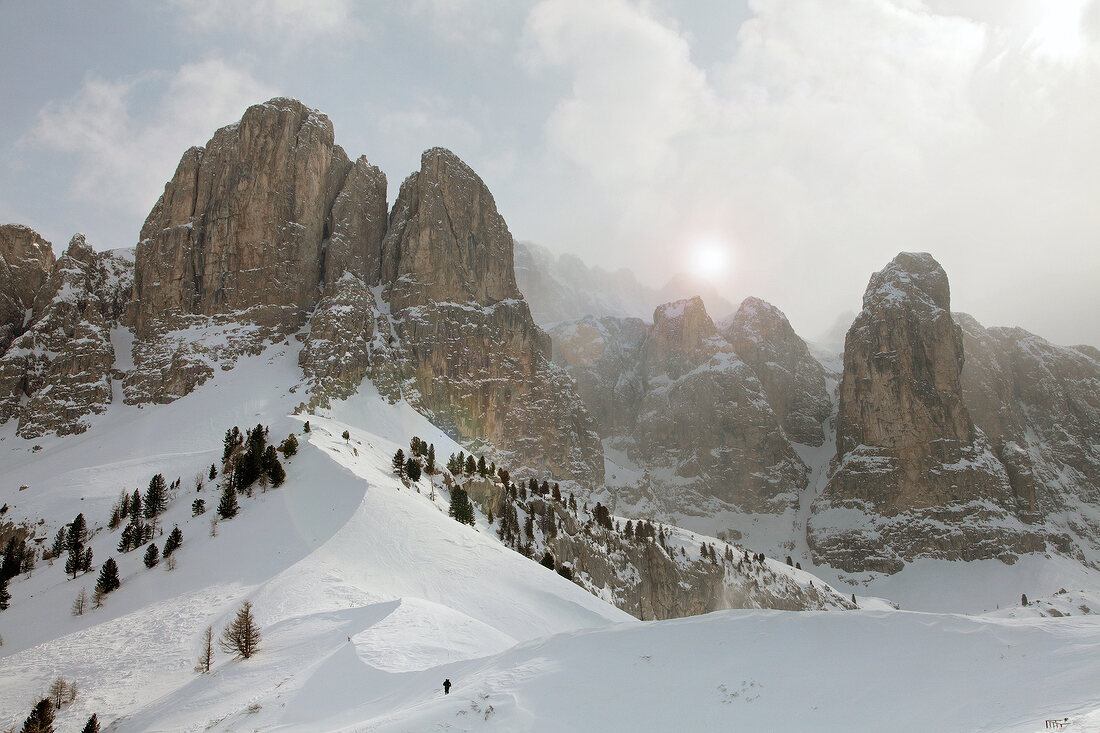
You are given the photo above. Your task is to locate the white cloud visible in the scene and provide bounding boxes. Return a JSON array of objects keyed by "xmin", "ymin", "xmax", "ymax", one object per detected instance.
[
  {"xmin": 522, "ymin": 0, "xmax": 1100, "ymax": 344},
  {"xmin": 170, "ymin": 0, "xmax": 361, "ymax": 41},
  {"xmin": 29, "ymin": 59, "xmax": 278, "ymax": 221}
]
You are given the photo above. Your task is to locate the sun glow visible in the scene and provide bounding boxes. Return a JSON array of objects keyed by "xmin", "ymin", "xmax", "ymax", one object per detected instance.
[
  {"xmin": 1030, "ymin": 0, "xmax": 1088, "ymax": 60},
  {"xmin": 689, "ymin": 237, "xmax": 733, "ymax": 281}
]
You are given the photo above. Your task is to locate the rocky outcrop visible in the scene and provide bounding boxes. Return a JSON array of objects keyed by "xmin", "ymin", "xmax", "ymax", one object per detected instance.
[
  {"xmin": 376, "ymin": 149, "xmax": 603, "ymax": 484},
  {"xmin": 0, "ymin": 235, "xmax": 133, "ymax": 436},
  {"xmin": 552, "ymin": 296, "xmax": 809, "ymax": 514},
  {"xmin": 0, "ymin": 225, "xmax": 56, "ymax": 354},
  {"xmin": 723, "ymin": 297, "xmax": 831, "ymax": 446},
  {"xmin": 959, "ymin": 314, "xmax": 1100, "ymax": 541},
  {"xmin": 130, "ymin": 98, "xmax": 351, "ymax": 337},
  {"xmin": 809, "ymin": 253, "xmax": 1042, "ymax": 572},
  {"xmin": 123, "ymin": 98, "xmax": 366, "ymax": 404}
]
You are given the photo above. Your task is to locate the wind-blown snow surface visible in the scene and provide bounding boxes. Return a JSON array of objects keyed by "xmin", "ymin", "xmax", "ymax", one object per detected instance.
[{"xmin": 2, "ymin": 340, "xmax": 1100, "ymax": 731}]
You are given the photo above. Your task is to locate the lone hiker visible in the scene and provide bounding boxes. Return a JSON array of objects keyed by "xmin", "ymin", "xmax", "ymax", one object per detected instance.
[{"xmin": 443, "ymin": 678, "xmax": 452, "ymax": 695}]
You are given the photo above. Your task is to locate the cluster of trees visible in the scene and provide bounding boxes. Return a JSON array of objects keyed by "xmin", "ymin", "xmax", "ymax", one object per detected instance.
[
  {"xmin": 216, "ymin": 423, "xmax": 297, "ymax": 522},
  {"xmin": 445, "ymin": 450, "xmax": 493, "ymax": 479},
  {"xmin": 393, "ymin": 437, "xmax": 437, "ymax": 484},
  {"xmin": 115, "ymin": 474, "xmax": 171, "ymax": 553},
  {"xmin": 1, "ymin": 533, "xmax": 38, "ymax": 611}
]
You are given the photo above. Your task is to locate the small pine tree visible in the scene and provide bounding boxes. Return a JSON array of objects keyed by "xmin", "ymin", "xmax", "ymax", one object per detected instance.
[
  {"xmin": 21, "ymin": 698, "xmax": 54, "ymax": 733},
  {"xmin": 95, "ymin": 558, "xmax": 120, "ymax": 596},
  {"xmin": 82, "ymin": 547, "xmax": 93, "ymax": 573},
  {"xmin": 265, "ymin": 448, "xmax": 286, "ymax": 487},
  {"xmin": 464, "ymin": 454, "xmax": 476, "ymax": 475},
  {"xmin": 540, "ymin": 551, "xmax": 555, "ymax": 570},
  {"xmin": 164, "ymin": 526, "xmax": 183, "ymax": 556},
  {"xmin": 786, "ymin": 555, "xmax": 793, "ymax": 566},
  {"xmin": 192, "ymin": 498, "xmax": 206, "ymax": 516},
  {"xmin": 303, "ymin": 420, "xmax": 310, "ymax": 433},
  {"xmin": 219, "ymin": 600, "xmax": 261, "ymax": 659},
  {"xmin": 448, "ymin": 487, "xmax": 476, "ymax": 526},
  {"xmin": 217, "ymin": 485, "xmax": 239, "ymax": 520},
  {"xmin": 144, "ymin": 474, "xmax": 168, "ymax": 521},
  {"xmin": 405, "ymin": 457, "xmax": 422, "ymax": 483},
  {"xmin": 477, "ymin": 455, "xmax": 487, "ymax": 477},
  {"xmin": 623, "ymin": 520, "xmax": 634, "ymax": 539},
  {"xmin": 71, "ymin": 587, "xmax": 87, "ymax": 616},
  {"xmin": 392, "ymin": 449, "xmax": 406, "ymax": 478},
  {"xmin": 279, "ymin": 433, "xmax": 298, "ymax": 458},
  {"xmin": 209, "ymin": 464, "xmax": 218, "ymax": 481},
  {"xmin": 48, "ymin": 526, "xmax": 66, "ymax": 560},
  {"xmin": 426, "ymin": 444, "xmax": 436, "ymax": 474},
  {"xmin": 1021, "ymin": 593, "xmax": 1029, "ymax": 606},
  {"xmin": 143, "ymin": 539, "xmax": 160, "ymax": 567},
  {"xmin": 81, "ymin": 713, "xmax": 100, "ymax": 733},
  {"xmin": 0, "ymin": 574, "xmax": 10, "ymax": 610},
  {"xmin": 342, "ymin": 430, "xmax": 350, "ymax": 444}
]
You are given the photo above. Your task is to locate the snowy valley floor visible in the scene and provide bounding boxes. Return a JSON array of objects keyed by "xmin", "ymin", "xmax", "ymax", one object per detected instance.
[{"xmin": 1, "ymin": 344, "xmax": 1099, "ymax": 731}]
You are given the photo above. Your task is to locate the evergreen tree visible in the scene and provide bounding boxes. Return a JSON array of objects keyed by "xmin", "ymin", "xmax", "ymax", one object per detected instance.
[
  {"xmin": 592, "ymin": 503, "xmax": 613, "ymax": 530},
  {"xmin": 552, "ymin": 483, "xmax": 562, "ymax": 502},
  {"xmin": 303, "ymin": 420, "xmax": 310, "ymax": 433},
  {"xmin": 65, "ymin": 546, "xmax": 81, "ymax": 579},
  {"xmin": 426, "ymin": 444, "xmax": 436, "ymax": 474},
  {"xmin": 464, "ymin": 454, "xmax": 476, "ymax": 475},
  {"xmin": 264, "ymin": 446, "xmax": 286, "ymax": 487},
  {"xmin": 217, "ymin": 485, "xmax": 239, "ymax": 520},
  {"xmin": 68, "ymin": 514, "xmax": 87, "ymax": 555},
  {"xmin": 1021, "ymin": 593, "xmax": 1029, "ymax": 606},
  {"xmin": 130, "ymin": 490, "xmax": 142, "ymax": 521},
  {"xmin": 117, "ymin": 525, "xmax": 133, "ymax": 554},
  {"xmin": 448, "ymin": 487, "xmax": 476, "ymax": 526},
  {"xmin": 82, "ymin": 547, "xmax": 93, "ymax": 574},
  {"xmin": 20, "ymin": 698, "xmax": 54, "ymax": 733},
  {"xmin": 342, "ymin": 429, "xmax": 350, "ymax": 444},
  {"xmin": 144, "ymin": 543, "xmax": 160, "ymax": 568},
  {"xmin": 219, "ymin": 600, "xmax": 261, "ymax": 659},
  {"xmin": 223, "ymin": 426, "xmax": 242, "ymax": 464},
  {"xmin": 144, "ymin": 474, "xmax": 168, "ymax": 522},
  {"xmin": 477, "ymin": 455, "xmax": 487, "ymax": 477},
  {"xmin": 529, "ymin": 477, "xmax": 538, "ymax": 496},
  {"xmin": 95, "ymin": 558, "xmax": 120, "ymax": 596},
  {"xmin": 192, "ymin": 498, "xmax": 206, "ymax": 516},
  {"xmin": 392, "ymin": 449, "xmax": 406, "ymax": 478},
  {"xmin": 48, "ymin": 527, "xmax": 66, "ymax": 560},
  {"xmin": 0, "ymin": 574, "xmax": 10, "ymax": 610},
  {"xmin": 540, "ymin": 551, "xmax": 555, "ymax": 570},
  {"xmin": 209, "ymin": 464, "xmax": 218, "ymax": 481},
  {"xmin": 623, "ymin": 520, "xmax": 634, "ymax": 539},
  {"xmin": 164, "ymin": 526, "xmax": 183, "ymax": 556},
  {"xmin": 405, "ymin": 457, "xmax": 422, "ymax": 482},
  {"xmin": 279, "ymin": 434, "xmax": 298, "ymax": 458},
  {"xmin": 81, "ymin": 714, "xmax": 99, "ymax": 733},
  {"xmin": 1, "ymin": 538, "xmax": 25, "ymax": 580}
]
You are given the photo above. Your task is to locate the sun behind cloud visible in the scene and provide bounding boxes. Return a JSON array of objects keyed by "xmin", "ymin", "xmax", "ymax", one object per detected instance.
[{"xmin": 689, "ymin": 236, "xmax": 732, "ymax": 281}]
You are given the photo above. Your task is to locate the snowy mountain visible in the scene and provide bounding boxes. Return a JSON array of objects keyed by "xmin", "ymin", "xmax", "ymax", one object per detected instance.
[{"xmin": 2, "ymin": 97, "xmax": 1100, "ymax": 731}]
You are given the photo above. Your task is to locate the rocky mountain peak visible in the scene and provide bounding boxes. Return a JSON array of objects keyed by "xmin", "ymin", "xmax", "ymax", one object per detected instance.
[
  {"xmin": 862, "ymin": 251, "xmax": 951, "ymax": 313},
  {"xmin": 810, "ymin": 252, "xmax": 1033, "ymax": 573},
  {"xmin": 382, "ymin": 147, "xmax": 522, "ymax": 310},
  {"xmin": 723, "ymin": 296, "xmax": 830, "ymax": 447},
  {"xmin": 644, "ymin": 297, "xmax": 718, "ymax": 378},
  {"xmin": 0, "ymin": 224, "xmax": 56, "ymax": 352}
]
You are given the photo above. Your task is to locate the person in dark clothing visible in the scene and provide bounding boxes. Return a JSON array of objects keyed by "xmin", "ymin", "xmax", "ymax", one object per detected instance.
[{"xmin": 443, "ymin": 678, "xmax": 452, "ymax": 695}]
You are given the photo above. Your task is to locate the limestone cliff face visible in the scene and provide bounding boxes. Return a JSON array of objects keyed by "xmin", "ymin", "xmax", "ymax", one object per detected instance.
[
  {"xmin": 552, "ymin": 296, "xmax": 810, "ymax": 513},
  {"xmin": 809, "ymin": 253, "xmax": 1041, "ymax": 573},
  {"xmin": 376, "ymin": 148, "xmax": 603, "ymax": 484},
  {"xmin": 0, "ymin": 234, "xmax": 132, "ymax": 436},
  {"xmin": 958, "ymin": 314, "xmax": 1100, "ymax": 533},
  {"xmin": 723, "ymin": 297, "xmax": 830, "ymax": 447},
  {"xmin": 0, "ymin": 225, "xmax": 56, "ymax": 353},
  {"xmin": 381, "ymin": 148, "xmax": 522, "ymax": 310},
  {"xmin": 130, "ymin": 98, "xmax": 351, "ymax": 338}
]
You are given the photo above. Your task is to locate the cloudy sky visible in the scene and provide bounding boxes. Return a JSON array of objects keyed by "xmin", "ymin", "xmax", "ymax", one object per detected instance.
[{"xmin": 1, "ymin": 0, "xmax": 1098, "ymax": 345}]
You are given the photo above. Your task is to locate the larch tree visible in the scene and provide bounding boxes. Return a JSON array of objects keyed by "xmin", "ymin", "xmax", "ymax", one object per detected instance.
[{"xmin": 219, "ymin": 600, "xmax": 261, "ymax": 659}]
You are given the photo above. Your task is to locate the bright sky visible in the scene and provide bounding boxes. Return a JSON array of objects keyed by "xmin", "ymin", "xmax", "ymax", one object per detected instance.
[{"xmin": 1, "ymin": 0, "xmax": 1097, "ymax": 345}]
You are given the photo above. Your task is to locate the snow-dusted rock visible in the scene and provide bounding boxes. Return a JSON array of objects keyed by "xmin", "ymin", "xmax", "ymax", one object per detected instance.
[
  {"xmin": 809, "ymin": 252, "xmax": 1042, "ymax": 572},
  {"xmin": 0, "ymin": 224, "xmax": 56, "ymax": 354}
]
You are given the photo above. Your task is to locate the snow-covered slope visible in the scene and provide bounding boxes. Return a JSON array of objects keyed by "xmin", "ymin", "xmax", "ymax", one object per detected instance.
[{"xmin": 0, "ymin": 342, "xmax": 627, "ymax": 730}]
